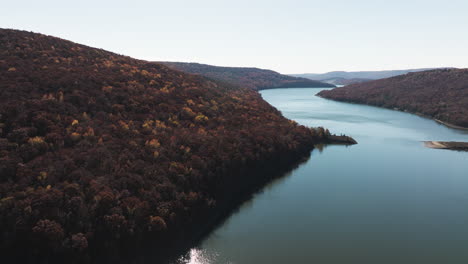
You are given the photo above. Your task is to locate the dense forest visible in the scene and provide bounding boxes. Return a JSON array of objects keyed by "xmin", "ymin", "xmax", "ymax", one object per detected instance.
[
  {"xmin": 158, "ymin": 62, "xmax": 335, "ymax": 90},
  {"xmin": 318, "ymin": 69, "xmax": 468, "ymax": 128},
  {"xmin": 0, "ymin": 29, "xmax": 344, "ymax": 262}
]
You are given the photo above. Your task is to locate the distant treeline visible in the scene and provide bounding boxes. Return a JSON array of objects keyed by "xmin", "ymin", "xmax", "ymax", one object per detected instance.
[{"xmin": 159, "ymin": 61, "xmax": 335, "ymax": 90}]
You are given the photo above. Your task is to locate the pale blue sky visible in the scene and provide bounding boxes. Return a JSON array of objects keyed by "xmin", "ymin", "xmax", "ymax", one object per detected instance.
[{"xmin": 2, "ymin": 0, "xmax": 468, "ymax": 73}]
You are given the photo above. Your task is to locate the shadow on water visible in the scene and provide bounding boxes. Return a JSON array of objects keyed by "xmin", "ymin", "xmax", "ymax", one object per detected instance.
[
  {"xmin": 84, "ymin": 147, "xmax": 320, "ymax": 264},
  {"xmin": 159, "ymin": 153, "xmax": 314, "ymax": 263},
  {"xmin": 128, "ymin": 142, "xmax": 358, "ymax": 264},
  {"xmin": 163, "ymin": 142, "xmax": 357, "ymax": 264},
  {"xmin": 313, "ymin": 143, "xmax": 355, "ymax": 153}
]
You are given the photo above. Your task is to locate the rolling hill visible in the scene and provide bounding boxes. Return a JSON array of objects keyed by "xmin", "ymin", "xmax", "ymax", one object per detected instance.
[
  {"xmin": 0, "ymin": 29, "xmax": 340, "ymax": 262},
  {"xmin": 158, "ymin": 62, "xmax": 335, "ymax": 90},
  {"xmin": 318, "ymin": 69, "xmax": 468, "ymax": 128}
]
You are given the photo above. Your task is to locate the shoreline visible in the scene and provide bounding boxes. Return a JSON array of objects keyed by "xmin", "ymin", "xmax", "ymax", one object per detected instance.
[
  {"xmin": 316, "ymin": 94, "xmax": 468, "ymax": 131},
  {"xmin": 423, "ymin": 141, "xmax": 448, "ymax": 149},
  {"xmin": 434, "ymin": 119, "xmax": 468, "ymax": 131},
  {"xmin": 424, "ymin": 141, "xmax": 468, "ymax": 151},
  {"xmin": 326, "ymin": 134, "xmax": 358, "ymax": 145}
]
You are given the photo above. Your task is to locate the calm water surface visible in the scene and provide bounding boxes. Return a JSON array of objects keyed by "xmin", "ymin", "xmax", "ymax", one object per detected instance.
[{"xmin": 175, "ymin": 88, "xmax": 468, "ymax": 264}]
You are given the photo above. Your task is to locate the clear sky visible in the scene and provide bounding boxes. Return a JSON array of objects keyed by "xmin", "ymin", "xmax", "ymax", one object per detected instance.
[{"xmin": 2, "ymin": 0, "xmax": 468, "ymax": 73}]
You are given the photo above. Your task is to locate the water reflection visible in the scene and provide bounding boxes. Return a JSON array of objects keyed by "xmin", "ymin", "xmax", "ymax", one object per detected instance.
[{"xmin": 176, "ymin": 248, "xmax": 224, "ymax": 264}]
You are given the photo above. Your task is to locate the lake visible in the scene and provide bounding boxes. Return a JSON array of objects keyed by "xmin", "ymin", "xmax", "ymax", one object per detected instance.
[{"xmin": 174, "ymin": 87, "xmax": 468, "ymax": 264}]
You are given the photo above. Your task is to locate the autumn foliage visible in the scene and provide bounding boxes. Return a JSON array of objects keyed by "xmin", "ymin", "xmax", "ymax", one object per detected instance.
[
  {"xmin": 318, "ymin": 69, "xmax": 468, "ymax": 128},
  {"xmin": 0, "ymin": 29, "xmax": 331, "ymax": 262}
]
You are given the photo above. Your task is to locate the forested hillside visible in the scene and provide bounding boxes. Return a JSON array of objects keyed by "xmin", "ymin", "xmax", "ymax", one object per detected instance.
[
  {"xmin": 0, "ymin": 29, "xmax": 336, "ymax": 262},
  {"xmin": 159, "ymin": 62, "xmax": 335, "ymax": 90},
  {"xmin": 318, "ymin": 69, "xmax": 468, "ymax": 128}
]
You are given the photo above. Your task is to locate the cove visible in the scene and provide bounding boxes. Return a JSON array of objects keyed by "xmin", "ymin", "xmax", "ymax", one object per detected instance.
[{"xmin": 173, "ymin": 87, "xmax": 468, "ymax": 264}]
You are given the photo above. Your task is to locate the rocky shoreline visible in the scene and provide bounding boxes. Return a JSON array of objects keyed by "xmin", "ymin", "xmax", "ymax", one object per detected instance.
[{"xmin": 326, "ymin": 135, "xmax": 358, "ymax": 145}]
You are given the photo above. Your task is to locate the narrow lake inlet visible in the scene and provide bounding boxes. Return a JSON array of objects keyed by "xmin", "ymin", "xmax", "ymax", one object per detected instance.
[{"xmin": 173, "ymin": 87, "xmax": 468, "ymax": 264}]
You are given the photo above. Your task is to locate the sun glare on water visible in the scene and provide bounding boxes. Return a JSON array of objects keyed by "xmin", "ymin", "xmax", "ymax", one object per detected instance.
[{"xmin": 177, "ymin": 248, "xmax": 226, "ymax": 264}]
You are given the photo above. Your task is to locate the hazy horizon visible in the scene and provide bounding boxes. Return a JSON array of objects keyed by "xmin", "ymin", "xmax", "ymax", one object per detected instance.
[
  {"xmin": 3, "ymin": 0, "xmax": 468, "ymax": 73},
  {"xmin": 157, "ymin": 61, "xmax": 448, "ymax": 75},
  {"xmin": 288, "ymin": 67, "xmax": 451, "ymax": 75}
]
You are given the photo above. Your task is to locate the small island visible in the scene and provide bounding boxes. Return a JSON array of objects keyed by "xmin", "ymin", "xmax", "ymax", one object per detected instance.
[{"xmin": 424, "ymin": 141, "xmax": 468, "ymax": 151}]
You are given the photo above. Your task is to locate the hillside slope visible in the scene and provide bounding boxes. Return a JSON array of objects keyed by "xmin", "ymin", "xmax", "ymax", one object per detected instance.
[
  {"xmin": 318, "ymin": 69, "xmax": 468, "ymax": 128},
  {"xmin": 0, "ymin": 29, "xmax": 334, "ymax": 262},
  {"xmin": 158, "ymin": 62, "xmax": 335, "ymax": 90}
]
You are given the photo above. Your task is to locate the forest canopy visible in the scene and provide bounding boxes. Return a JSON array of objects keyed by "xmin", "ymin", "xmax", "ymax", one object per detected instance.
[{"xmin": 0, "ymin": 29, "xmax": 333, "ymax": 262}]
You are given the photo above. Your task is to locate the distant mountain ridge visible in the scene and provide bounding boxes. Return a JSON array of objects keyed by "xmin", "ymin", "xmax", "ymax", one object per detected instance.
[
  {"xmin": 291, "ymin": 68, "xmax": 444, "ymax": 85},
  {"xmin": 319, "ymin": 77, "xmax": 372, "ymax": 86},
  {"xmin": 318, "ymin": 68, "xmax": 468, "ymax": 128},
  {"xmin": 158, "ymin": 62, "xmax": 335, "ymax": 90}
]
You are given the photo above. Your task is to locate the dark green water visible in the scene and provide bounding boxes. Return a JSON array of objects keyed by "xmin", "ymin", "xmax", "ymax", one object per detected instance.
[{"xmin": 176, "ymin": 88, "xmax": 468, "ymax": 264}]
